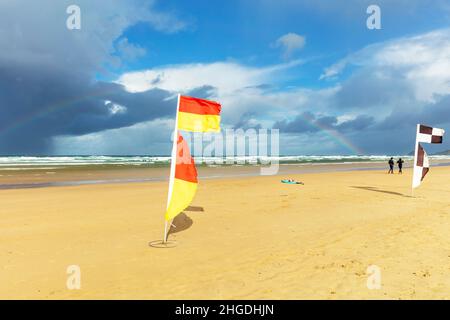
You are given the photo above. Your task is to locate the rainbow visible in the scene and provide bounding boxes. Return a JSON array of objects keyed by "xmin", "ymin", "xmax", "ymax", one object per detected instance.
[
  {"xmin": 296, "ymin": 113, "xmax": 364, "ymax": 155},
  {"xmin": 0, "ymin": 86, "xmax": 120, "ymax": 136},
  {"xmin": 1, "ymin": 93, "xmax": 363, "ymax": 155}
]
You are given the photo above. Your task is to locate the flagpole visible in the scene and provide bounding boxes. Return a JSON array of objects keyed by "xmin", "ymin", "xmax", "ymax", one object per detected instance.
[
  {"xmin": 411, "ymin": 124, "xmax": 419, "ymax": 197},
  {"xmin": 163, "ymin": 94, "xmax": 181, "ymax": 243}
]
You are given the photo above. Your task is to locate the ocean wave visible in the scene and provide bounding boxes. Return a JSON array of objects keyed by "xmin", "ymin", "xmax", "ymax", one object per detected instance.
[{"xmin": 0, "ymin": 155, "xmax": 449, "ymax": 168}]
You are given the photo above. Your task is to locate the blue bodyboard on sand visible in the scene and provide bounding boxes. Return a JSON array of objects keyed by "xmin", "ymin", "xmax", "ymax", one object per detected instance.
[{"xmin": 281, "ymin": 179, "xmax": 304, "ymax": 185}]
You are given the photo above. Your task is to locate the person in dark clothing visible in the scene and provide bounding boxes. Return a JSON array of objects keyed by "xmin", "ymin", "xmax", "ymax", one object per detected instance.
[
  {"xmin": 397, "ymin": 158, "xmax": 404, "ymax": 174},
  {"xmin": 388, "ymin": 157, "xmax": 394, "ymax": 174}
]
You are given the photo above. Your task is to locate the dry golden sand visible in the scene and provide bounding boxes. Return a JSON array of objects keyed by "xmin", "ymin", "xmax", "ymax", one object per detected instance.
[{"xmin": 1, "ymin": 167, "xmax": 450, "ymax": 299}]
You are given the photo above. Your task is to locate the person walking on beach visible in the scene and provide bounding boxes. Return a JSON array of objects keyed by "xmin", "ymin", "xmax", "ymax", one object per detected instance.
[
  {"xmin": 388, "ymin": 157, "xmax": 394, "ymax": 174},
  {"xmin": 397, "ymin": 158, "xmax": 404, "ymax": 174}
]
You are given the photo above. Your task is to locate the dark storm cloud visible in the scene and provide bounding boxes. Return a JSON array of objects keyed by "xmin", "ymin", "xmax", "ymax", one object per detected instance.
[
  {"xmin": 0, "ymin": 55, "xmax": 175, "ymax": 154},
  {"xmin": 273, "ymin": 112, "xmax": 374, "ymax": 133},
  {"xmin": 336, "ymin": 95, "xmax": 450, "ymax": 155},
  {"xmin": 0, "ymin": 0, "xmax": 185, "ymax": 155},
  {"xmin": 338, "ymin": 115, "xmax": 375, "ymax": 132},
  {"xmin": 273, "ymin": 112, "xmax": 321, "ymax": 133},
  {"xmin": 233, "ymin": 112, "xmax": 263, "ymax": 130},
  {"xmin": 334, "ymin": 68, "xmax": 416, "ymax": 110},
  {"xmin": 378, "ymin": 95, "xmax": 450, "ymax": 130},
  {"xmin": 186, "ymin": 85, "xmax": 218, "ymax": 99}
]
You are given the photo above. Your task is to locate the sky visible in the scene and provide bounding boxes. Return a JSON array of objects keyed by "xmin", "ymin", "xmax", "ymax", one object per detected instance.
[{"xmin": 0, "ymin": 0, "xmax": 449, "ymax": 155}]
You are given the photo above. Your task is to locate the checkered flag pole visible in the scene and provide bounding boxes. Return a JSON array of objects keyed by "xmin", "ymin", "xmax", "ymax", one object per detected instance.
[{"xmin": 412, "ymin": 124, "xmax": 445, "ymax": 190}]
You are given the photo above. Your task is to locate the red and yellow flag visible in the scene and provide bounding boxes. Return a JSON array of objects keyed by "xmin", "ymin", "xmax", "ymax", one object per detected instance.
[
  {"xmin": 164, "ymin": 95, "xmax": 221, "ymax": 227},
  {"xmin": 177, "ymin": 95, "xmax": 221, "ymax": 132},
  {"xmin": 165, "ymin": 134, "xmax": 198, "ymax": 221}
]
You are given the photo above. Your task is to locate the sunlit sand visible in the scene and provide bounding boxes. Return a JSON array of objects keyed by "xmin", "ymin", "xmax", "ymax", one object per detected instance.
[{"xmin": 1, "ymin": 165, "xmax": 449, "ymax": 299}]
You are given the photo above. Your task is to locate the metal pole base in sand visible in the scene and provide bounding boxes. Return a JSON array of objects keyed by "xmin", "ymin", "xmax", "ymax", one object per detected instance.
[{"xmin": 148, "ymin": 240, "xmax": 177, "ymax": 248}]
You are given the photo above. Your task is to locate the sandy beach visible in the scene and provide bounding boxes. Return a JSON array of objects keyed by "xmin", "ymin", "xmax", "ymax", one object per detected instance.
[{"xmin": 1, "ymin": 165, "xmax": 450, "ymax": 299}]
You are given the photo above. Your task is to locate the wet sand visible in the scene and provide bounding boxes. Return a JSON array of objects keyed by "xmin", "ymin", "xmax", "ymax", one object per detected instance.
[{"xmin": 2, "ymin": 159, "xmax": 449, "ymax": 188}]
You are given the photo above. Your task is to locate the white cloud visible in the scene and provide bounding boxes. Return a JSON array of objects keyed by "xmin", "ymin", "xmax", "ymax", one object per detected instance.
[
  {"xmin": 273, "ymin": 33, "xmax": 306, "ymax": 59},
  {"xmin": 105, "ymin": 101, "xmax": 127, "ymax": 115},
  {"xmin": 320, "ymin": 28, "xmax": 450, "ymax": 102},
  {"xmin": 319, "ymin": 59, "xmax": 348, "ymax": 80},
  {"xmin": 373, "ymin": 29, "xmax": 450, "ymax": 102},
  {"xmin": 116, "ymin": 59, "xmax": 304, "ymax": 95},
  {"xmin": 0, "ymin": 0, "xmax": 186, "ymax": 70},
  {"xmin": 116, "ymin": 59, "xmax": 310, "ymax": 126},
  {"xmin": 115, "ymin": 38, "xmax": 147, "ymax": 60}
]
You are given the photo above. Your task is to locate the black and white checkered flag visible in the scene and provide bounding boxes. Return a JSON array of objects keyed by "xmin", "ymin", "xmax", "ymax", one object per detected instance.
[
  {"xmin": 417, "ymin": 124, "xmax": 445, "ymax": 144},
  {"xmin": 412, "ymin": 124, "xmax": 445, "ymax": 189},
  {"xmin": 413, "ymin": 143, "xmax": 429, "ymax": 188}
]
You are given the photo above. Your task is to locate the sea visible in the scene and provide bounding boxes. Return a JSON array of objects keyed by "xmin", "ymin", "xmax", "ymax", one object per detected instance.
[{"xmin": 1, "ymin": 155, "xmax": 450, "ymax": 169}]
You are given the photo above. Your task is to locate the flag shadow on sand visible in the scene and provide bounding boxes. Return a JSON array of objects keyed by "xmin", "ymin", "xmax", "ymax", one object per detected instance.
[
  {"xmin": 351, "ymin": 186, "xmax": 412, "ymax": 198},
  {"xmin": 168, "ymin": 206, "xmax": 204, "ymax": 236},
  {"xmin": 185, "ymin": 206, "xmax": 204, "ymax": 212}
]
